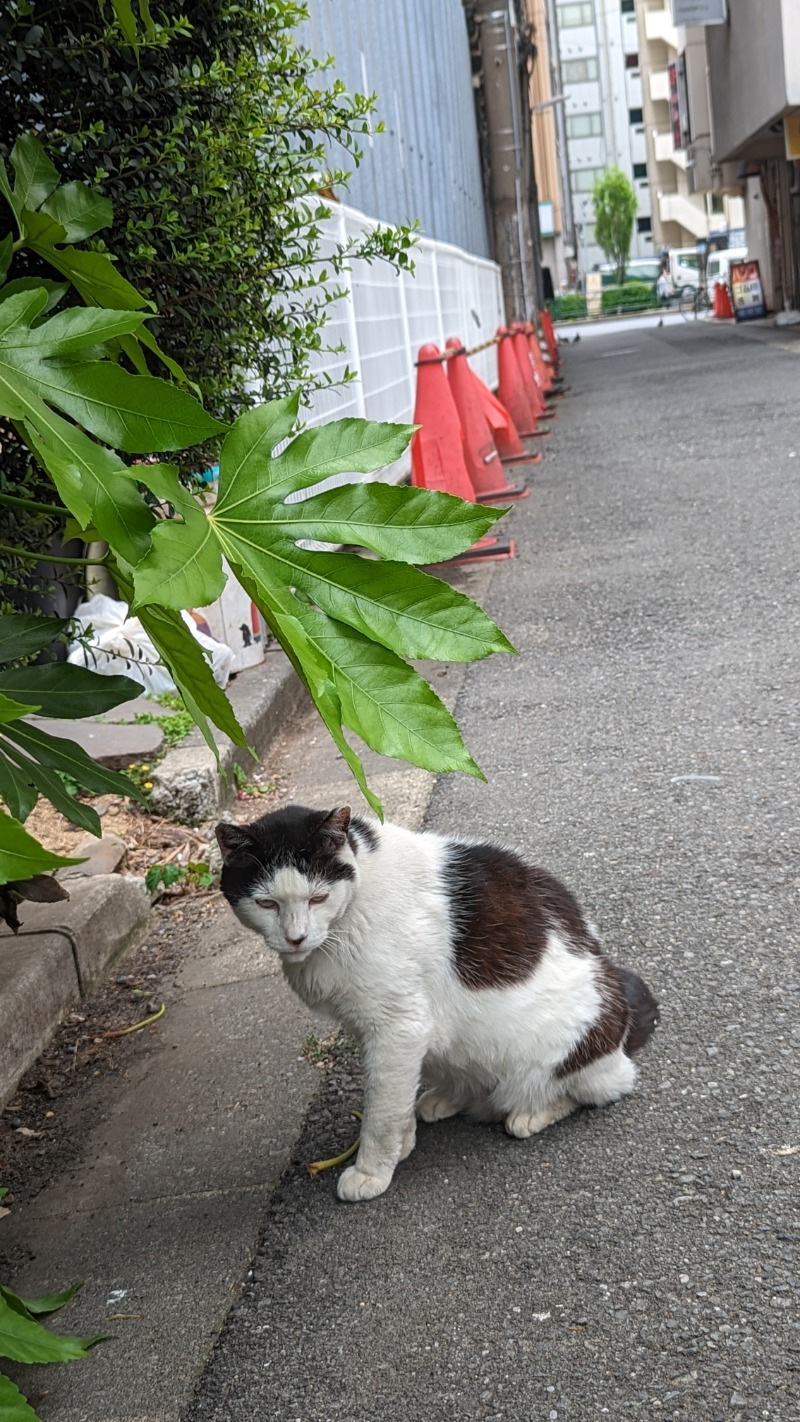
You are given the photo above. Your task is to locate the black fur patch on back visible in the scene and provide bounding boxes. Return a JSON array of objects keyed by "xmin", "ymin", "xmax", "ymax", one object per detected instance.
[
  {"xmin": 619, "ymin": 968, "xmax": 660, "ymax": 1053},
  {"xmin": 444, "ymin": 841, "xmax": 598, "ymax": 990},
  {"xmin": 219, "ymin": 804, "xmax": 355, "ymax": 905},
  {"xmin": 349, "ymin": 816, "xmax": 378, "ymax": 854}
]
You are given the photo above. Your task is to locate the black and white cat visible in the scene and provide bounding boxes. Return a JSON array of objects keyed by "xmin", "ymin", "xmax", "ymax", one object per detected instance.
[{"xmin": 216, "ymin": 805, "xmax": 659, "ymax": 1202}]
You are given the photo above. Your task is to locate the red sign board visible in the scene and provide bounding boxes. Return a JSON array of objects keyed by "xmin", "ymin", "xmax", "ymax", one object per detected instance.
[
  {"xmin": 729, "ymin": 260, "xmax": 767, "ymax": 321},
  {"xmin": 668, "ymin": 63, "xmax": 683, "ymax": 149}
]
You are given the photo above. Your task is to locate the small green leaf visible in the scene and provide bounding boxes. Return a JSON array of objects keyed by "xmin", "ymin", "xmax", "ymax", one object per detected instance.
[
  {"xmin": 10, "ymin": 135, "xmax": 59, "ymax": 212},
  {"xmin": 0, "ymin": 615, "xmax": 70, "ymax": 667},
  {"xmin": 0, "ymin": 664, "xmax": 140, "ymax": 719},
  {"xmin": 0, "ymin": 158, "xmax": 20, "ymax": 221},
  {"xmin": 41, "ymin": 182, "xmax": 113, "ymax": 242},
  {"xmin": 0, "ymin": 752, "xmax": 39, "ymax": 822},
  {"xmin": 18, "ymin": 1283, "xmax": 82, "ymax": 1317},
  {"xmin": 0, "ymin": 810, "xmax": 81, "ymax": 883},
  {"xmin": 0, "ymin": 1370, "xmax": 42, "ymax": 1422},
  {"xmin": 0, "ymin": 693, "xmax": 36, "ymax": 725},
  {"xmin": 0, "ymin": 278, "xmax": 69, "ymax": 313},
  {"xmin": 0, "ymin": 1286, "xmax": 102, "ymax": 1364}
]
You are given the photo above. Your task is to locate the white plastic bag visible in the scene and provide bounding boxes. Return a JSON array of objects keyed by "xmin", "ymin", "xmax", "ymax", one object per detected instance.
[{"xmin": 67, "ymin": 594, "xmax": 234, "ymax": 692}]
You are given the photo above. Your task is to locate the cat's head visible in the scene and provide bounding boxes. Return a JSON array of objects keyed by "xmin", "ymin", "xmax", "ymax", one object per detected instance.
[{"xmin": 215, "ymin": 804, "xmax": 357, "ymax": 961}]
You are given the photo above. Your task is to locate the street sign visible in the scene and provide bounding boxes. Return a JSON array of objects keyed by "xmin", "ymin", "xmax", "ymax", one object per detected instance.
[
  {"xmin": 671, "ymin": 0, "xmax": 727, "ymax": 23},
  {"xmin": 728, "ymin": 260, "xmax": 767, "ymax": 322}
]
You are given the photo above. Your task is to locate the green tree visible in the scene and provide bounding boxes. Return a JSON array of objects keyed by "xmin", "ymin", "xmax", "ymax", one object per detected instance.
[{"xmin": 592, "ymin": 168, "xmax": 638, "ymax": 284}]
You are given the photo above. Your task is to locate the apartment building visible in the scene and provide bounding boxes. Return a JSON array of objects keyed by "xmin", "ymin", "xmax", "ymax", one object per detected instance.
[
  {"xmin": 548, "ymin": 0, "xmax": 654, "ymax": 274},
  {"xmin": 635, "ymin": 0, "xmax": 745, "ymax": 251}
]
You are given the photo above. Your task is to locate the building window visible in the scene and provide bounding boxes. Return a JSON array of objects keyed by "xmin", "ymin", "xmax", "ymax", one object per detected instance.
[
  {"xmin": 633, "ymin": 162, "xmax": 648, "ymax": 179},
  {"xmin": 566, "ymin": 112, "xmax": 603, "ymax": 138},
  {"xmin": 621, "ymin": 0, "xmax": 635, "ymax": 12},
  {"xmin": 710, "ymin": 192, "xmax": 724, "ymax": 214},
  {"xmin": 557, "ymin": 3, "xmax": 594, "ymax": 28},
  {"xmin": 572, "ymin": 168, "xmax": 603, "ymax": 192},
  {"xmin": 625, "ymin": 52, "xmax": 639, "ymax": 68},
  {"xmin": 561, "ymin": 56, "xmax": 599, "ymax": 82},
  {"xmin": 628, "ymin": 107, "xmax": 644, "ymax": 125},
  {"xmin": 636, "ymin": 216, "xmax": 652, "ymax": 233}
]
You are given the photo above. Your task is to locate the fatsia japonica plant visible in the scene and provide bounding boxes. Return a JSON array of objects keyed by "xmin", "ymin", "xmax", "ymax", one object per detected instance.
[{"xmin": 0, "ymin": 135, "xmax": 514, "ymax": 898}]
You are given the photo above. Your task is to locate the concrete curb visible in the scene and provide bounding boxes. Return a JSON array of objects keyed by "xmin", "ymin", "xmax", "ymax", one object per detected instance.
[
  {"xmin": 0, "ymin": 875, "xmax": 151, "ymax": 1108},
  {"xmin": 149, "ymin": 649, "xmax": 306, "ymax": 823},
  {"xmin": 0, "ymin": 651, "xmax": 306, "ymax": 1109}
]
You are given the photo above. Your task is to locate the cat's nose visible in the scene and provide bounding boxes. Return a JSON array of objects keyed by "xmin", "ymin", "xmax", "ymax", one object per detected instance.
[{"xmin": 286, "ymin": 932, "xmax": 307, "ymax": 947}]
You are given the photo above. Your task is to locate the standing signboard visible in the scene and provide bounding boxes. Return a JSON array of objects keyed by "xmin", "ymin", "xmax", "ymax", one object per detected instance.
[{"xmin": 728, "ymin": 260, "xmax": 767, "ymax": 321}]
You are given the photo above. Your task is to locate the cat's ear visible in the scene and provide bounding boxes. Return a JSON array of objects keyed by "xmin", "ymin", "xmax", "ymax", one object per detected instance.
[
  {"xmin": 215, "ymin": 822, "xmax": 252, "ymax": 862},
  {"xmin": 318, "ymin": 806, "xmax": 352, "ymax": 848}
]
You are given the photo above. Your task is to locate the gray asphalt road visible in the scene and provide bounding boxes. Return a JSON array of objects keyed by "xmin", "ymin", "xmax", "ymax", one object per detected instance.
[{"xmin": 186, "ymin": 322, "xmax": 800, "ymax": 1422}]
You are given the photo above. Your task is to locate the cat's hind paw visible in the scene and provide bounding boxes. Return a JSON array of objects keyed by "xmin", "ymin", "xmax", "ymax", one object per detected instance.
[
  {"xmin": 504, "ymin": 1096, "xmax": 576, "ymax": 1139},
  {"xmin": 337, "ymin": 1164, "xmax": 393, "ymax": 1202},
  {"xmin": 416, "ymin": 1086, "xmax": 465, "ymax": 1122}
]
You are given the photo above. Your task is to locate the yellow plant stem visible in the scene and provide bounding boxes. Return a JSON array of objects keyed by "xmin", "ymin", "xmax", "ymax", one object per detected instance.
[{"xmin": 307, "ymin": 1112, "xmax": 363, "ymax": 1177}]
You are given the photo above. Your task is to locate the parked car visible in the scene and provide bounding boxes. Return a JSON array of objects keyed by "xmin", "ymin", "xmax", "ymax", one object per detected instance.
[{"xmin": 598, "ymin": 259, "xmax": 661, "ymax": 290}]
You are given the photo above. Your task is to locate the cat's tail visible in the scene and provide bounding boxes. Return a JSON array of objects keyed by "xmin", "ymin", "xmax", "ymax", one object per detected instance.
[{"xmin": 620, "ymin": 968, "xmax": 660, "ymax": 1054}]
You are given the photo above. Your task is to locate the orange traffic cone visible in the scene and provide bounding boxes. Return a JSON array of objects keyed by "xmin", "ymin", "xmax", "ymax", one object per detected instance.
[
  {"xmin": 411, "ymin": 345, "xmax": 515, "ymax": 564},
  {"xmin": 526, "ymin": 322, "xmax": 563, "ymax": 399},
  {"xmin": 511, "ymin": 325, "xmax": 552, "ymax": 425},
  {"xmin": 540, "ymin": 309, "xmax": 559, "ymax": 368},
  {"xmin": 497, "ymin": 328, "xmax": 541, "ymax": 435},
  {"xmin": 445, "ymin": 339, "xmax": 531, "ymax": 501},
  {"xmin": 475, "ymin": 375, "xmax": 551, "ymax": 455},
  {"xmin": 713, "ymin": 281, "xmax": 735, "ymax": 320}
]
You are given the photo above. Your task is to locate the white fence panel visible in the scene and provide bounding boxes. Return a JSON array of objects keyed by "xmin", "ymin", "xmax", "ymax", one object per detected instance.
[{"xmin": 300, "ymin": 202, "xmax": 505, "ymax": 485}]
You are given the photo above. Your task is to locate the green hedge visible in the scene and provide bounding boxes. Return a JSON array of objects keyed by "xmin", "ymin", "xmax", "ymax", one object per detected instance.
[
  {"xmin": 0, "ymin": 2, "xmax": 413, "ymax": 435},
  {"xmin": 600, "ymin": 282, "xmax": 657, "ymax": 313}
]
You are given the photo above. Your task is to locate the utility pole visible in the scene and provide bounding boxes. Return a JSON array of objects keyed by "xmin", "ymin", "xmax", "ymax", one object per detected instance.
[{"xmin": 468, "ymin": 0, "xmax": 543, "ymax": 322}]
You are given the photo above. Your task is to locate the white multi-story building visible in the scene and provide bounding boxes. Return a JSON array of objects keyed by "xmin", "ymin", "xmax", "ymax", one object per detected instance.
[
  {"xmin": 552, "ymin": 0, "xmax": 654, "ymax": 274},
  {"xmin": 634, "ymin": 0, "xmax": 745, "ymax": 252}
]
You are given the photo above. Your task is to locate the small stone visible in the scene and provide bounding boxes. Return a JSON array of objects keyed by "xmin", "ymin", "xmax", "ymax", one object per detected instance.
[
  {"xmin": 729, "ymin": 1392, "xmax": 746, "ymax": 1407},
  {"xmin": 58, "ymin": 835, "xmax": 127, "ymax": 880},
  {"xmin": 731, "ymin": 1169, "xmax": 742, "ymax": 1180}
]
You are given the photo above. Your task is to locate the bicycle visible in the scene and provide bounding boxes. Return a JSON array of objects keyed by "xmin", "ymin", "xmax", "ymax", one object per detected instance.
[{"xmin": 679, "ymin": 283, "xmax": 712, "ymax": 320}]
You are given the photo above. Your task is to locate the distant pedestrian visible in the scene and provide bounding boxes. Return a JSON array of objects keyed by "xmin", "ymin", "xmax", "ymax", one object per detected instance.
[{"xmin": 657, "ymin": 268, "xmax": 672, "ymax": 306}]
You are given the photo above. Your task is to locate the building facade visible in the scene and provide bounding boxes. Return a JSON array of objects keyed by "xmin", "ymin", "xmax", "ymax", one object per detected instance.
[
  {"xmin": 634, "ymin": 0, "xmax": 745, "ymax": 252},
  {"xmin": 548, "ymin": 0, "xmax": 654, "ymax": 274},
  {"xmin": 702, "ymin": 0, "xmax": 800, "ymax": 311}
]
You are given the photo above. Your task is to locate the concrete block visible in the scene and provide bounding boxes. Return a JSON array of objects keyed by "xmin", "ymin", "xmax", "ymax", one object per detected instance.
[
  {"xmin": 149, "ymin": 744, "xmax": 221, "ymax": 823},
  {"xmin": 0, "ymin": 932, "xmax": 80, "ymax": 1108},
  {"xmin": 57, "ymin": 835, "xmax": 127, "ymax": 880},
  {"xmin": 27, "ymin": 715, "xmax": 164, "ymax": 768},
  {"xmin": 1, "ymin": 875, "xmax": 151, "ymax": 995}
]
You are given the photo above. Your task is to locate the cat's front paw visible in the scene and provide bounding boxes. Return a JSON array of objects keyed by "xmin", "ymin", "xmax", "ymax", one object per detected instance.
[
  {"xmin": 504, "ymin": 1096, "xmax": 576, "ymax": 1138},
  {"xmin": 337, "ymin": 1164, "xmax": 393, "ymax": 1202}
]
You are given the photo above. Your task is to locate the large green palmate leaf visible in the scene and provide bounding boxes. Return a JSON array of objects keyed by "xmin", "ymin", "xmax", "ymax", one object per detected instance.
[
  {"xmin": 0, "ymin": 288, "xmax": 226, "ymax": 453},
  {"xmin": 129, "ymin": 401, "xmax": 515, "ymax": 805},
  {"xmin": 124, "ymin": 464, "xmax": 225, "ymax": 610},
  {"xmin": 0, "ymin": 753, "xmax": 39, "ymax": 823},
  {"xmin": 0, "ymin": 1370, "xmax": 41, "ymax": 1422}
]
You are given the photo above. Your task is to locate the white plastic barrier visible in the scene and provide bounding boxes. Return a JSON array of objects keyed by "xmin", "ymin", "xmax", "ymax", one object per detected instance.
[{"xmin": 300, "ymin": 203, "xmax": 505, "ymax": 483}]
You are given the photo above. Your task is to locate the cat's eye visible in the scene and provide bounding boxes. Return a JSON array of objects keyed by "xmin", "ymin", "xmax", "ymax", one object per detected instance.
[
  {"xmin": 255, "ymin": 898, "xmax": 278, "ymax": 910},
  {"xmin": 310, "ymin": 893, "xmax": 329, "ymax": 906}
]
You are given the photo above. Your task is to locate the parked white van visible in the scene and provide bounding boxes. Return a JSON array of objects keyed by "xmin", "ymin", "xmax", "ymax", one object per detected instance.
[{"xmin": 706, "ymin": 247, "xmax": 749, "ymax": 297}]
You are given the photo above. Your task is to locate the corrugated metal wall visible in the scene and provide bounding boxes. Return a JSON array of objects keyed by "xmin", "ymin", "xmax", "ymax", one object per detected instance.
[{"xmin": 296, "ymin": 0, "xmax": 492, "ymax": 258}]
